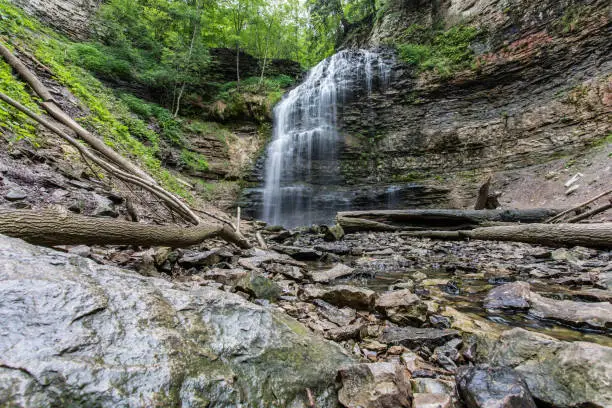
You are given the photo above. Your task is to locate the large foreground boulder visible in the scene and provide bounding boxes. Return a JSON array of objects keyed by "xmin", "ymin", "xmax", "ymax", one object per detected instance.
[
  {"xmin": 0, "ymin": 235, "xmax": 353, "ymax": 407},
  {"xmin": 487, "ymin": 328, "xmax": 612, "ymax": 408}
]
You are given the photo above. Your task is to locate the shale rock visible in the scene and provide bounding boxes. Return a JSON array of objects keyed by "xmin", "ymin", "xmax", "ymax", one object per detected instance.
[
  {"xmin": 375, "ymin": 289, "xmax": 428, "ymax": 326},
  {"xmin": 484, "ymin": 282, "xmax": 530, "ymax": 310},
  {"xmin": 0, "ymin": 234, "xmax": 353, "ymax": 407},
  {"xmin": 337, "ymin": 362, "xmax": 412, "ymax": 408},
  {"xmin": 412, "ymin": 393, "xmax": 453, "ymax": 408},
  {"xmin": 321, "ymin": 285, "xmax": 377, "ymax": 310},
  {"xmin": 379, "ymin": 324, "xmax": 459, "ymax": 349},
  {"xmin": 456, "ymin": 366, "xmax": 536, "ymax": 408}
]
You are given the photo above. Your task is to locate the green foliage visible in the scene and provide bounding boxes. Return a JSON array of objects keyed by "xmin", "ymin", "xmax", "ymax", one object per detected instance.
[
  {"xmin": 119, "ymin": 94, "xmax": 182, "ymax": 145},
  {"xmin": 553, "ymin": 5, "xmax": 592, "ymax": 34},
  {"xmin": 180, "ymin": 149, "xmax": 209, "ymax": 172},
  {"xmin": 395, "ymin": 24, "xmax": 479, "ymax": 78},
  {"xmin": 0, "ymin": 59, "xmax": 42, "ymax": 144}
]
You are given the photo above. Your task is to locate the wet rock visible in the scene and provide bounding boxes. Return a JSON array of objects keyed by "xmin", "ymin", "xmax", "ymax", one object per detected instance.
[
  {"xmin": 389, "ymin": 280, "xmax": 415, "ymax": 291},
  {"xmin": 325, "ymin": 323, "xmax": 363, "ymax": 341},
  {"xmin": 323, "ymin": 224, "xmax": 345, "ymax": 242},
  {"xmin": 528, "ymin": 292, "xmax": 612, "ymax": 329},
  {"xmin": 311, "ymin": 263, "xmax": 354, "ymax": 283},
  {"xmin": 413, "ymin": 393, "xmax": 452, "ymax": 408},
  {"xmin": 432, "ymin": 338, "xmax": 462, "ymax": 371},
  {"xmin": 321, "ymin": 285, "xmax": 377, "ymax": 310},
  {"xmin": 179, "ymin": 248, "xmax": 234, "ymax": 267},
  {"xmin": 456, "ymin": 365, "xmax": 536, "ymax": 408},
  {"xmin": 270, "ymin": 245, "xmax": 322, "ymax": 261},
  {"xmin": 488, "ymin": 328, "xmax": 612, "ymax": 408},
  {"xmin": 0, "ymin": 234, "xmax": 353, "ymax": 407},
  {"xmin": 484, "ymin": 282, "xmax": 530, "ymax": 310},
  {"xmin": 412, "ymin": 378, "xmax": 455, "ymax": 395},
  {"xmin": 313, "ymin": 299, "xmax": 356, "ymax": 326},
  {"xmin": 264, "ymin": 262, "xmax": 304, "ymax": 280},
  {"xmin": 412, "ymin": 272, "xmax": 427, "ymax": 281},
  {"xmin": 375, "ymin": 289, "xmax": 428, "ymax": 326},
  {"xmin": 337, "ymin": 362, "xmax": 412, "ymax": 408},
  {"xmin": 238, "ymin": 248, "xmax": 306, "ymax": 270},
  {"xmin": 379, "ymin": 324, "xmax": 460, "ymax": 349},
  {"xmin": 4, "ymin": 188, "xmax": 27, "ymax": 201}
]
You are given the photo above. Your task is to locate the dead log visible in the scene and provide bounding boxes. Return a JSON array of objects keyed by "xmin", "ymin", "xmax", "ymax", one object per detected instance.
[
  {"xmin": 336, "ymin": 208, "xmax": 561, "ymax": 233},
  {"xmin": 547, "ymin": 189, "xmax": 612, "ymax": 223},
  {"xmin": 0, "ymin": 41, "xmax": 155, "ymax": 184},
  {"xmin": 399, "ymin": 223, "xmax": 611, "ymax": 249},
  {"xmin": 474, "ymin": 176, "xmax": 491, "ymax": 210},
  {"xmin": 0, "ymin": 209, "xmax": 251, "ymax": 249},
  {"xmin": 462, "ymin": 223, "xmax": 612, "ymax": 249},
  {"xmin": 566, "ymin": 200, "xmax": 612, "ymax": 223}
]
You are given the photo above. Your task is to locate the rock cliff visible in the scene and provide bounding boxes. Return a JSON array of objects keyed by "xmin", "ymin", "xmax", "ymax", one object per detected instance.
[{"xmin": 338, "ymin": 0, "xmax": 611, "ymax": 209}]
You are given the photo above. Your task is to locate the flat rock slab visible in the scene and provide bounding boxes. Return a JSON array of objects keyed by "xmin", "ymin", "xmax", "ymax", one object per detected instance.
[
  {"xmin": 413, "ymin": 393, "xmax": 452, "ymax": 408},
  {"xmin": 379, "ymin": 325, "xmax": 459, "ymax": 349},
  {"xmin": 484, "ymin": 281, "xmax": 531, "ymax": 309},
  {"xmin": 320, "ymin": 285, "xmax": 377, "ymax": 310},
  {"xmin": 311, "ymin": 263, "xmax": 354, "ymax": 283},
  {"xmin": 0, "ymin": 234, "xmax": 353, "ymax": 407}
]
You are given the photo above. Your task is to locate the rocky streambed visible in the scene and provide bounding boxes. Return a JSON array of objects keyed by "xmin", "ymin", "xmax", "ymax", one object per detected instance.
[{"xmin": 1, "ymin": 226, "xmax": 611, "ymax": 407}]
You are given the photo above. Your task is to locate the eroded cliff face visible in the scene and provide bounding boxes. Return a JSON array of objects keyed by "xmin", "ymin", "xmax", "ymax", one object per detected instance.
[
  {"xmin": 339, "ymin": 0, "xmax": 611, "ymax": 208},
  {"xmin": 9, "ymin": 0, "xmax": 99, "ymax": 39}
]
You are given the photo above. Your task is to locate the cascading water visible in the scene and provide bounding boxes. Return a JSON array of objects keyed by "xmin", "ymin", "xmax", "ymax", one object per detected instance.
[{"xmin": 261, "ymin": 49, "xmax": 391, "ymax": 228}]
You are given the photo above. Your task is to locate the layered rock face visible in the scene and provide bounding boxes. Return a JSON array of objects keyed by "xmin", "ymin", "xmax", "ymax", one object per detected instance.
[
  {"xmin": 0, "ymin": 234, "xmax": 353, "ymax": 407},
  {"xmin": 9, "ymin": 0, "xmax": 98, "ymax": 39},
  {"xmin": 338, "ymin": 0, "xmax": 611, "ymax": 207}
]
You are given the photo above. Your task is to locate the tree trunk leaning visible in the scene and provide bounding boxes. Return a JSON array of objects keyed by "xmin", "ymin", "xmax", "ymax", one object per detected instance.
[{"xmin": 0, "ymin": 209, "xmax": 251, "ymax": 249}]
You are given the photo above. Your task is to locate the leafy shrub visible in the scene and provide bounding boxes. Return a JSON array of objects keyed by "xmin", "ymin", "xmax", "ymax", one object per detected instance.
[
  {"xmin": 180, "ymin": 149, "xmax": 209, "ymax": 172},
  {"xmin": 395, "ymin": 24, "xmax": 479, "ymax": 78},
  {"xmin": 68, "ymin": 43, "xmax": 132, "ymax": 80}
]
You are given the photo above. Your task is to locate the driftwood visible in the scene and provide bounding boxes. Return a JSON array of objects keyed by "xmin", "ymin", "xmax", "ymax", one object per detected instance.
[
  {"xmin": 546, "ymin": 189, "xmax": 612, "ymax": 223},
  {"xmin": 566, "ymin": 200, "xmax": 612, "ymax": 223},
  {"xmin": 337, "ymin": 208, "xmax": 560, "ymax": 233},
  {"xmin": 401, "ymin": 223, "xmax": 611, "ymax": 249},
  {"xmin": 0, "ymin": 209, "xmax": 251, "ymax": 249},
  {"xmin": 0, "ymin": 42, "xmax": 155, "ymax": 183}
]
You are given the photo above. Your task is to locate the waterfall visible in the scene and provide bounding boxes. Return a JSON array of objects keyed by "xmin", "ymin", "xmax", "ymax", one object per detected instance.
[{"xmin": 262, "ymin": 49, "xmax": 391, "ymax": 228}]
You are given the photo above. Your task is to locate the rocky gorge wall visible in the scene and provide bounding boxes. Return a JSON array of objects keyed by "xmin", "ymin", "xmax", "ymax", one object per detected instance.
[
  {"xmin": 337, "ymin": 0, "xmax": 611, "ymax": 209},
  {"xmin": 9, "ymin": 0, "xmax": 99, "ymax": 39}
]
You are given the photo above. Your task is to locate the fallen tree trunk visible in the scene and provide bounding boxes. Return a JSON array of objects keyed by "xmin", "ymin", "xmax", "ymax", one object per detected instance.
[
  {"xmin": 0, "ymin": 209, "xmax": 251, "ymax": 249},
  {"xmin": 463, "ymin": 223, "xmax": 612, "ymax": 249},
  {"xmin": 400, "ymin": 223, "xmax": 611, "ymax": 249},
  {"xmin": 337, "ymin": 208, "xmax": 561, "ymax": 233},
  {"xmin": 566, "ymin": 200, "xmax": 612, "ymax": 223}
]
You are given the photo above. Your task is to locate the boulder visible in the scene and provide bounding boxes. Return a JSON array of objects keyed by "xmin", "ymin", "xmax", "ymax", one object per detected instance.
[
  {"xmin": 325, "ymin": 324, "xmax": 364, "ymax": 342},
  {"xmin": 488, "ymin": 328, "xmax": 612, "ymax": 408},
  {"xmin": 264, "ymin": 262, "xmax": 305, "ymax": 280},
  {"xmin": 375, "ymin": 289, "xmax": 428, "ymax": 326},
  {"xmin": 311, "ymin": 263, "xmax": 354, "ymax": 283},
  {"xmin": 235, "ymin": 272, "xmax": 282, "ymax": 301},
  {"xmin": 270, "ymin": 245, "xmax": 322, "ymax": 261},
  {"xmin": 456, "ymin": 366, "xmax": 536, "ymax": 408},
  {"xmin": 484, "ymin": 282, "xmax": 530, "ymax": 310},
  {"xmin": 321, "ymin": 285, "xmax": 377, "ymax": 310},
  {"xmin": 324, "ymin": 224, "xmax": 345, "ymax": 242},
  {"xmin": 0, "ymin": 234, "xmax": 353, "ymax": 407},
  {"xmin": 179, "ymin": 248, "xmax": 234, "ymax": 267},
  {"xmin": 313, "ymin": 299, "xmax": 356, "ymax": 326},
  {"xmin": 337, "ymin": 362, "xmax": 412, "ymax": 408},
  {"xmin": 202, "ymin": 268, "xmax": 249, "ymax": 285}
]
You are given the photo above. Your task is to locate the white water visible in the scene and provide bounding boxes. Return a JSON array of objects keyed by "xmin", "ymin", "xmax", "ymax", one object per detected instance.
[{"xmin": 261, "ymin": 49, "xmax": 391, "ymax": 227}]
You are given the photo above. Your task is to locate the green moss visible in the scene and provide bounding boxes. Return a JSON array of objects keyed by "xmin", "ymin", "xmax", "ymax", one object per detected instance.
[
  {"xmin": 180, "ymin": 149, "xmax": 209, "ymax": 172},
  {"xmin": 394, "ymin": 24, "xmax": 479, "ymax": 78},
  {"xmin": 0, "ymin": 0, "xmax": 192, "ymax": 198},
  {"xmin": 552, "ymin": 5, "xmax": 593, "ymax": 35},
  {"xmin": 392, "ymin": 172, "xmax": 428, "ymax": 183}
]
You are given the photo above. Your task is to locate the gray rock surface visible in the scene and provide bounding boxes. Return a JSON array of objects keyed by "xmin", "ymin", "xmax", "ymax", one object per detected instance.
[
  {"xmin": 0, "ymin": 234, "xmax": 353, "ymax": 407},
  {"xmin": 484, "ymin": 282, "xmax": 531, "ymax": 310},
  {"xmin": 311, "ymin": 263, "xmax": 354, "ymax": 283},
  {"xmin": 487, "ymin": 328, "xmax": 612, "ymax": 408},
  {"xmin": 380, "ymin": 325, "xmax": 459, "ymax": 349},
  {"xmin": 456, "ymin": 365, "xmax": 536, "ymax": 408},
  {"xmin": 337, "ymin": 362, "xmax": 412, "ymax": 408}
]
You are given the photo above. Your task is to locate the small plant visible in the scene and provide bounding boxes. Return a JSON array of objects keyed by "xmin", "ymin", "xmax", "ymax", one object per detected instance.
[{"xmin": 180, "ymin": 149, "xmax": 209, "ymax": 172}]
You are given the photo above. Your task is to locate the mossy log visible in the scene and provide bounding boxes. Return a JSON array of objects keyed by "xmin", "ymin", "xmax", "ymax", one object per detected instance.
[
  {"xmin": 0, "ymin": 209, "xmax": 251, "ymax": 249},
  {"xmin": 337, "ymin": 208, "xmax": 561, "ymax": 233}
]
